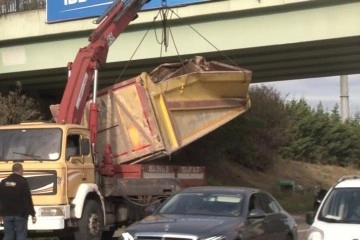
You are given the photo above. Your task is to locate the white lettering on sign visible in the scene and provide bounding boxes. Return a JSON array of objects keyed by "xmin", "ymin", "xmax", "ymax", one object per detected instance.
[{"xmin": 64, "ymin": 0, "xmax": 87, "ymax": 5}]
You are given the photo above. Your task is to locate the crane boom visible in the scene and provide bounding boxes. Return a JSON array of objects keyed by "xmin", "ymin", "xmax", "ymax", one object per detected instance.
[{"xmin": 56, "ymin": 0, "xmax": 149, "ymax": 126}]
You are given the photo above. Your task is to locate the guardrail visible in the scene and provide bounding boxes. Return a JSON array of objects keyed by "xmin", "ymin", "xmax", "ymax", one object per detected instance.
[{"xmin": 0, "ymin": 0, "xmax": 45, "ymax": 14}]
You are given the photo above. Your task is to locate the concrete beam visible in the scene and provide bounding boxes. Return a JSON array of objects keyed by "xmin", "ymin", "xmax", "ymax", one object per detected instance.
[
  {"xmin": 1, "ymin": 0, "xmax": 360, "ymax": 76},
  {"xmin": 0, "ymin": 0, "xmax": 359, "ymax": 96}
]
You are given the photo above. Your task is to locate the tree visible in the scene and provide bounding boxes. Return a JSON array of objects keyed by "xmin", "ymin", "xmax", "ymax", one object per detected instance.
[
  {"xmin": 0, "ymin": 83, "xmax": 42, "ymax": 125},
  {"xmin": 279, "ymin": 98, "xmax": 360, "ymax": 167},
  {"xmin": 280, "ymin": 98, "xmax": 315, "ymax": 161},
  {"xmin": 222, "ymin": 85, "xmax": 288, "ymax": 170}
]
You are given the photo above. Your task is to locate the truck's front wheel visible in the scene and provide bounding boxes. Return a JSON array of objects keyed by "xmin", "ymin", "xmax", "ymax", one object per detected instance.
[{"xmin": 74, "ymin": 199, "xmax": 104, "ymax": 240}]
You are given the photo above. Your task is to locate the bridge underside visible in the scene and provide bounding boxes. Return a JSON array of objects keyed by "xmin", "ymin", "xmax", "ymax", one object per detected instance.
[
  {"xmin": 1, "ymin": 35, "xmax": 359, "ymax": 102},
  {"xmin": 1, "ymin": 0, "xmax": 360, "ymax": 105}
]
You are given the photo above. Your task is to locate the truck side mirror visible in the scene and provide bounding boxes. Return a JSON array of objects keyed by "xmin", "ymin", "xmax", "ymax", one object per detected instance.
[{"xmin": 81, "ymin": 138, "xmax": 90, "ymax": 156}]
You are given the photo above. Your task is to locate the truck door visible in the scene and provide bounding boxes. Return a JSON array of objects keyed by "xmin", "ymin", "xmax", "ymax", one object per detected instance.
[{"xmin": 65, "ymin": 132, "xmax": 95, "ymax": 198}]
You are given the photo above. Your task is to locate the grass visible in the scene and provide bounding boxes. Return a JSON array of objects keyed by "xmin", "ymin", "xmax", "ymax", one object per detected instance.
[{"xmin": 274, "ymin": 192, "xmax": 314, "ymax": 214}]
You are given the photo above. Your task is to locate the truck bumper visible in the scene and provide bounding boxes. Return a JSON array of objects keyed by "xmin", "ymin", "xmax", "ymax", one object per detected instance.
[
  {"xmin": 0, "ymin": 204, "xmax": 71, "ymax": 231},
  {"xmin": 28, "ymin": 216, "xmax": 65, "ymax": 230},
  {"xmin": 31, "ymin": 204, "xmax": 70, "ymax": 230},
  {"xmin": 0, "ymin": 216, "xmax": 65, "ymax": 231}
]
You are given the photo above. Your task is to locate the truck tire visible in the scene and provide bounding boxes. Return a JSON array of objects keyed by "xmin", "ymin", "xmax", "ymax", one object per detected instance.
[{"xmin": 74, "ymin": 199, "xmax": 104, "ymax": 240}]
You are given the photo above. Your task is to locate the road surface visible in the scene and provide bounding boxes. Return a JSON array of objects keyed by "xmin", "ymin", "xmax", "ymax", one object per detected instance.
[{"xmin": 294, "ymin": 214, "xmax": 310, "ymax": 240}]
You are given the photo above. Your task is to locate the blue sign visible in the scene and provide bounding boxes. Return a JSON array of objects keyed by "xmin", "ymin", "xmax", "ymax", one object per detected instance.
[{"xmin": 46, "ymin": 0, "xmax": 208, "ymax": 23}]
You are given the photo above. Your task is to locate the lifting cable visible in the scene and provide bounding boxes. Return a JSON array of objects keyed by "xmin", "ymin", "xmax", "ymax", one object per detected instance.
[
  {"xmin": 116, "ymin": 0, "xmax": 238, "ymax": 83},
  {"xmin": 115, "ymin": 10, "xmax": 163, "ymax": 83},
  {"xmin": 164, "ymin": 6, "xmax": 239, "ymax": 68}
]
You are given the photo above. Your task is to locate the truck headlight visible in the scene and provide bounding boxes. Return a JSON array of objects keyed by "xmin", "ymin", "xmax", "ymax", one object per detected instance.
[
  {"xmin": 307, "ymin": 226, "xmax": 324, "ymax": 240},
  {"xmin": 39, "ymin": 207, "xmax": 64, "ymax": 217}
]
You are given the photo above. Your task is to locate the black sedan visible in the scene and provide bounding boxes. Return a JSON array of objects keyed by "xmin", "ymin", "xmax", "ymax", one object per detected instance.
[{"xmin": 118, "ymin": 186, "xmax": 298, "ymax": 240}]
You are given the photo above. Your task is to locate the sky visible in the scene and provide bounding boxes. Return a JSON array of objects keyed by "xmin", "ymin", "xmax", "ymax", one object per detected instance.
[{"xmin": 253, "ymin": 74, "xmax": 360, "ymax": 116}]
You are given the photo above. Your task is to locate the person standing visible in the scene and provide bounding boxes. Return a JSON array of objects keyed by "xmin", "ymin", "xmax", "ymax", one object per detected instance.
[{"xmin": 0, "ymin": 163, "xmax": 36, "ymax": 240}]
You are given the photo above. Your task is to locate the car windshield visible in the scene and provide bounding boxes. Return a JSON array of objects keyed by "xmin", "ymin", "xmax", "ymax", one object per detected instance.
[
  {"xmin": 0, "ymin": 128, "xmax": 62, "ymax": 161},
  {"xmin": 158, "ymin": 192, "xmax": 243, "ymax": 217},
  {"xmin": 319, "ymin": 188, "xmax": 360, "ymax": 223}
]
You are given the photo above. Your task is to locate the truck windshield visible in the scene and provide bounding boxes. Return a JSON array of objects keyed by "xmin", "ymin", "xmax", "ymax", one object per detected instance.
[
  {"xmin": 0, "ymin": 128, "xmax": 62, "ymax": 161},
  {"xmin": 319, "ymin": 188, "xmax": 360, "ymax": 223}
]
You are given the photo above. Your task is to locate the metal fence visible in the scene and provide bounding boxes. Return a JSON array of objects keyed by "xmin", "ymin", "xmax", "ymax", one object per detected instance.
[{"xmin": 0, "ymin": 0, "xmax": 45, "ymax": 14}]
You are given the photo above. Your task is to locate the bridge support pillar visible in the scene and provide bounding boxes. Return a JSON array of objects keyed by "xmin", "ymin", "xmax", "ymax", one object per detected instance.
[{"xmin": 340, "ymin": 75, "xmax": 350, "ymax": 122}]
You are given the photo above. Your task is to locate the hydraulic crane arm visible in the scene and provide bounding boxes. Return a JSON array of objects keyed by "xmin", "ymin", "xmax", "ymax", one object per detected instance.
[{"xmin": 56, "ymin": 0, "xmax": 149, "ymax": 126}]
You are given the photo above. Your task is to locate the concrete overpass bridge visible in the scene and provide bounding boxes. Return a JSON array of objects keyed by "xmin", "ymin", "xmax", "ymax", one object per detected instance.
[{"xmin": 1, "ymin": 0, "xmax": 360, "ymax": 105}]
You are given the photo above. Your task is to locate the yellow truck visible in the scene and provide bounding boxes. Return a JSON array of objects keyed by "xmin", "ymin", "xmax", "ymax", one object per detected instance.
[
  {"xmin": 0, "ymin": 0, "xmax": 251, "ymax": 239},
  {"xmin": 0, "ymin": 56, "xmax": 251, "ymax": 239}
]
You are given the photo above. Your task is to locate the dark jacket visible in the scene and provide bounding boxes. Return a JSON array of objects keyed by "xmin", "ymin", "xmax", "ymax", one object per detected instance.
[{"xmin": 0, "ymin": 173, "xmax": 36, "ymax": 218}]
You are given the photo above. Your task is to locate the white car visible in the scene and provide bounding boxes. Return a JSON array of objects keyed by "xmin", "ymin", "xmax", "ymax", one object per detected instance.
[{"xmin": 306, "ymin": 175, "xmax": 360, "ymax": 240}]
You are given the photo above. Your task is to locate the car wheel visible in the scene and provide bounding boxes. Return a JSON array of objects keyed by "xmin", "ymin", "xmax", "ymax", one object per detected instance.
[{"xmin": 74, "ymin": 199, "xmax": 104, "ymax": 240}]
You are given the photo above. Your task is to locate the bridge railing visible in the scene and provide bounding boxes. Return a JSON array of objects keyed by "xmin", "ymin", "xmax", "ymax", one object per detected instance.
[{"xmin": 0, "ymin": 0, "xmax": 45, "ymax": 14}]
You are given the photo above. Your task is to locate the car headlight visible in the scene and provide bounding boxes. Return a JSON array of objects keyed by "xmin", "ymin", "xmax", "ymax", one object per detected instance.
[
  {"xmin": 307, "ymin": 226, "xmax": 324, "ymax": 240},
  {"xmin": 200, "ymin": 235, "xmax": 226, "ymax": 240},
  {"xmin": 119, "ymin": 232, "xmax": 135, "ymax": 240}
]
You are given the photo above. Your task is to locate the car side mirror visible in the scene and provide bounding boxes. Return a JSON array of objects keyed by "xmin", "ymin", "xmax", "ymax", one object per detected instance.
[
  {"xmin": 248, "ymin": 208, "xmax": 266, "ymax": 219},
  {"xmin": 306, "ymin": 211, "xmax": 315, "ymax": 225}
]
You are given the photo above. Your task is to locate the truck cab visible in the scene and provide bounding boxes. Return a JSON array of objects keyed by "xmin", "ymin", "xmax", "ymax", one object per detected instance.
[{"xmin": 0, "ymin": 123, "xmax": 102, "ymax": 236}]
